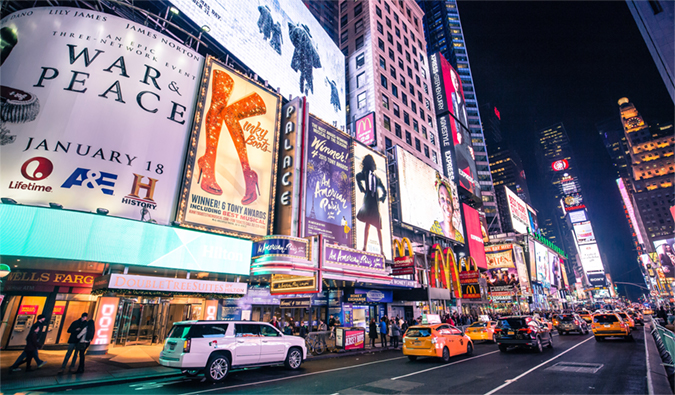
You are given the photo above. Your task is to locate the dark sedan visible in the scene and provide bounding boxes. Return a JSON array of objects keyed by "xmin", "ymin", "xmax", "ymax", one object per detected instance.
[
  {"xmin": 557, "ymin": 313, "xmax": 589, "ymax": 335},
  {"xmin": 495, "ymin": 316, "xmax": 553, "ymax": 353}
]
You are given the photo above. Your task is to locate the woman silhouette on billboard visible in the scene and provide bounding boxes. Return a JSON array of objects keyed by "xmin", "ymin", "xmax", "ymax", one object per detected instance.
[{"xmin": 356, "ymin": 154, "xmax": 386, "ymax": 255}]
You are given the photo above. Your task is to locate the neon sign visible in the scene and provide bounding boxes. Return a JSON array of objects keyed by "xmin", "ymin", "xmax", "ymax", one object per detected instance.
[{"xmin": 92, "ymin": 297, "xmax": 119, "ymax": 345}]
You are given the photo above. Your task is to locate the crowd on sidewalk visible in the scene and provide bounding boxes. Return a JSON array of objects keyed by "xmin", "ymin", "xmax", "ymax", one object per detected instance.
[{"xmin": 7, "ymin": 312, "xmax": 95, "ymax": 375}]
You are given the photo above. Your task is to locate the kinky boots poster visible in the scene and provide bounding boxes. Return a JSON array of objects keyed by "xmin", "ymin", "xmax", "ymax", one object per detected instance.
[{"xmin": 177, "ymin": 56, "xmax": 281, "ymax": 238}]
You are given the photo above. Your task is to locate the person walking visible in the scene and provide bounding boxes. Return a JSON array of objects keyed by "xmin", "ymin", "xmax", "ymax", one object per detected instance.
[
  {"xmin": 8, "ymin": 323, "xmax": 46, "ymax": 373},
  {"xmin": 379, "ymin": 316, "xmax": 388, "ymax": 348},
  {"xmin": 369, "ymin": 318, "xmax": 378, "ymax": 348},
  {"xmin": 72, "ymin": 318, "xmax": 95, "ymax": 373},
  {"xmin": 390, "ymin": 319, "xmax": 401, "ymax": 349},
  {"xmin": 59, "ymin": 313, "xmax": 88, "ymax": 373},
  {"xmin": 270, "ymin": 316, "xmax": 280, "ymax": 330}
]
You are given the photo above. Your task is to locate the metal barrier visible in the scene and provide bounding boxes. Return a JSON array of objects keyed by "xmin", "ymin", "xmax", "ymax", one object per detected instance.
[{"xmin": 652, "ymin": 319, "xmax": 675, "ymax": 368}]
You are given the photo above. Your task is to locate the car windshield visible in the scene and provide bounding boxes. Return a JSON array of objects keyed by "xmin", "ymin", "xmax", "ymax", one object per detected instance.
[
  {"xmin": 406, "ymin": 327, "xmax": 432, "ymax": 337},
  {"xmin": 498, "ymin": 318, "xmax": 529, "ymax": 329},
  {"xmin": 560, "ymin": 315, "xmax": 576, "ymax": 322},
  {"xmin": 618, "ymin": 313, "xmax": 628, "ymax": 319},
  {"xmin": 594, "ymin": 314, "xmax": 619, "ymax": 323},
  {"xmin": 167, "ymin": 324, "xmax": 192, "ymax": 339},
  {"xmin": 469, "ymin": 322, "xmax": 487, "ymax": 328}
]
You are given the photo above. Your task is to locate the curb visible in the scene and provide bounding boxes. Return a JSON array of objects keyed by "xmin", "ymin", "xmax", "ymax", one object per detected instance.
[
  {"xmin": 645, "ymin": 323, "xmax": 674, "ymax": 395},
  {"xmin": 7, "ymin": 348, "xmax": 399, "ymax": 393}
]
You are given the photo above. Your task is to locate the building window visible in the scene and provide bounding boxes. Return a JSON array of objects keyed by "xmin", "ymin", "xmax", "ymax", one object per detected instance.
[
  {"xmin": 357, "ymin": 92, "xmax": 367, "ymax": 109},
  {"xmin": 417, "ymin": 91, "xmax": 422, "ymax": 102},
  {"xmin": 423, "ymin": 82, "xmax": 428, "ymax": 94},
  {"xmin": 411, "ymin": 101, "xmax": 416, "ymax": 113},
  {"xmin": 382, "ymin": 94, "xmax": 389, "ymax": 110},
  {"xmin": 414, "ymin": 60, "xmax": 419, "ymax": 71},
  {"xmin": 427, "ymin": 115, "xmax": 433, "ymax": 128},
  {"xmin": 402, "ymin": 92, "xmax": 408, "ymax": 106},
  {"xmin": 422, "ymin": 126, "xmax": 427, "ymax": 139},
  {"xmin": 385, "ymin": 137, "xmax": 393, "ymax": 150},
  {"xmin": 385, "ymin": 2, "xmax": 390, "ymax": 13},
  {"xmin": 340, "ymin": 1, "xmax": 348, "ymax": 14},
  {"xmin": 420, "ymin": 108, "xmax": 425, "ymax": 121},
  {"xmin": 421, "ymin": 68, "xmax": 426, "ymax": 78},
  {"xmin": 378, "ymin": 38, "xmax": 385, "ymax": 51},
  {"xmin": 397, "ymin": 42, "xmax": 402, "ymax": 53},
  {"xmin": 376, "ymin": 5, "xmax": 382, "ymax": 17},
  {"xmin": 379, "ymin": 56, "xmax": 386, "ymax": 69},
  {"xmin": 398, "ymin": 58, "xmax": 404, "ymax": 69},
  {"xmin": 404, "ymin": 111, "xmax": 410, "ymax": 125},
  {"xmin": 377, "ymin": 21, "xmax": 383, "ymax": 34},
  {"xmin": 404, "ymin": 37, "xmax": 409, "ymax": 47},
  {"xmin": 354, "ymin": 19, "xmax": 364, "ymax": 34},
  {"xmin": 393, "ymin": 103, "xmax": 400, "ymax": 117},
  {"xmin": 399, "ymin": 75, "xmax": 405, "ymax": 86},
  {"xmin": 432, "ymin": 151, "xmax": 438, "ymax": 164},
  {"xmin": 395, "ymin": 27, "xmax": 401, "ymax": 38},
  {"xmin": 409, "ymin": 83, "xmax": 414, "ymax": 95},
  {"xmin": 412, "ymin": 46, "xmax": 417, "ymax": 56},
  {"xmin": 392, "ymin": 84, "xmax": 398, "ymax": 98},
  {"xmin": 356, "ymin": 72, "xmax": 366, "ymax": 88},
  {"xmin": 425, "ymin": 98, "xmax": 431, "ymax": 110},
  {"xmin": 384, "ymin": 115, "xmax": 391, "ymax": 130},
  {"xmin": 394, "ymin": 13, "xmax": 399, "ymax": 23},
  {"xmin": 341, "ymin": 30, "xmax": 348, "ymax": 44},
  {"xmin": 380, "ymin": 74, "xmax": 388, "ymax": 88},
  {"xmin": 424, "ymin": 145, "xmax": 430, "ymax": 158},
  {"xmin": 388, "ymin": 48, "xmax": 395, "ymax": 60},
  {"xmin": 415, "ymin": 137, "xmax": 421, "ymax": 151},
  {"xmin": 387, "ymin": 32, "xmax": 393, "ymax": 44},
  {"xmin": 430, "ymin": 133, "xmax": 436, "ymax": 145},
  {"xmin": 413, "ymin": 119, "xmax": 418, "ymax": 133},
  {"xmin": 405, "ymin": 51, "xmax": 411, "ymax": 62},
  {"xmin": 386, "ymin": 17, "xmax": 391, "ymax": 28},
  {"xmin": 355, "ymin": 35, "xmax": 364, "ymax": 50},
  {"xmin": 356, "ymin": 53, "xmax": 365, "ymax": 69},
  {"xmin": 395, "ymin": 123, "xmax": 402, "ymax": 138},
  {"xmin": 405, "ymin": 131, "xmax": 412, "ymax": 145},
  {"xmin": 341, "ymin": 14, "xmax": 348, "ymax": 28},
  {"xmin": 649, "ymin": 0, "xmax": 663, "ymax": 14},
  {"xmin": 354, "ymin": 3, "xmax": 363, "ymax": 17},
  {"xmin": 342, "ymin": 46, "xmax": 349, "ymax": 57},
  {"xmin": 390, "ymin": 65, "xmax": 397, "ymax": 78}
]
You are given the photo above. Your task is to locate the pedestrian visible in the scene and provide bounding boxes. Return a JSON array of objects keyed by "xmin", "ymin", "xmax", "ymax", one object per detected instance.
[
  {"xmin": 379, "ymin": 316, "xmax": 388, "ymax": 348},
  {"xmin": 270, "ymin": 316, "xmax": 280, "ymax": 329},
  {"xmin": 390, "ymin": 319, "xmax": 401, "ymax": 348},
  {"xmin": 59, "ymin": 312, "xmax": 88, "ymax": 373},
  {"xmin": 328, "ymin": 315, "xmax": 336, "ymax": 329},
  {"xmin": 283, "ymin": 322, "xmax": 293, "ymax": 335},
  {"xmin": 73, "ymin": 317, "xmax": 95, "ymax": 373},
  {"xmin": 318, "ymin": 320, "xmax": 327, "ymax": 331},
  {"xmin": 369, "ymin": 318, "xmax": 378, "ymax": 348},
  {"xmin": 8, "ymin": 323, "xmax": 46, "ymax": 373},
  {"xmin": 299, "ymin": 321, "xmax": 309, "ymax": 338}
]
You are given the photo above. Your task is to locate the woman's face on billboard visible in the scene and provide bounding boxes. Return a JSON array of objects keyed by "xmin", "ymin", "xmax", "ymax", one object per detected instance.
[{"xmin": 439, "ymin": 185, "xmax": 452, "ymax": 221}]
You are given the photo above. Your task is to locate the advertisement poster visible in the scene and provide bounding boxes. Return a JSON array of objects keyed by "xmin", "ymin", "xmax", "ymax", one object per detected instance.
[
  {"xmin": 505, "ymin": 187, "xmax": 529, "ymax": 234},
  {"xmin": 354, "ymin": 113, "xmax": 376, "ymax": 147},
  {"xmin": 485, "ymin": 244, "xmax": 518, "ymax": 299},
  {"xmin": 534, "ymin": 241, "xmax": 550, "ymax": 287},
  {"xmin": 578, "ymin": 243, "xmax": 604, "ymax": 273},
  {"xmin": 462, "ymin": 204, "xmax": 487, "ymax": 269},
  {"xmin": 344, "ymin": 329, "xmax": 365, "ymax": 350},
  {"xmin": 178, "ymin": 57, "xmax": 280, "ymax": 238},
  {"xmin": 548, "ymin": 251, "xmax": 560, "ymax": 288},
  {"xmin": 171, "ymin": 0, "xmax": 345, "ymax": 130},
  {"xmin": 654, "ymin": 238, "xmax": 675, "ymax": 278},
  {"xmin": 0, "ymin": 8, "xmax": 202, "ymax": 225},
  {"xmin": 568, "ymin": 209, "xmax": 588, "ymax": 224},
  {"xmin": 396, "ymin": 146, "xmax": 464, "ymax": 243},
  {"xmin": 527, "ymin": 205, "xmax": 539, "ymax": 235},
  {"xmin": 573, "ymin": 221, "xmax": 596, "ymax": 245},
  {"xmin": 513, "ymin": 245, "xmax": 533, "ymax": 296},
  {"xmin": 353, "ymin": 142, "xmax": 392, "ymax": 259},
  {"xmin": 302, "ymin": 116, "xmax": 352, "ymax": 245}
]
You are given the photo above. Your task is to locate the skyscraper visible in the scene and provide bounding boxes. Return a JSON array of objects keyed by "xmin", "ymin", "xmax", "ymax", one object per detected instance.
[
  {"xmin": 418, "ymin": 0, "xmax": 501, "ymax": 234},
  {"xmin": 303, "ymin": 1, "xmax": 340, "ymax": 46}
]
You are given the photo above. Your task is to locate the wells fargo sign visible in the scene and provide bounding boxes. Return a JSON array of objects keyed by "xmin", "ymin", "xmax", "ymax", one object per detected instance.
[{"xmin": 6, "ymin": 270, "xmax": 96, "ymax": 288}]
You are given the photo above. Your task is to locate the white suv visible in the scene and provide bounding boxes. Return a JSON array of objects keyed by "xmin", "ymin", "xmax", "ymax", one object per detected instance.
[{"xmin": 159, "ymin": 320, "xmax": 307, "ymax": 382}]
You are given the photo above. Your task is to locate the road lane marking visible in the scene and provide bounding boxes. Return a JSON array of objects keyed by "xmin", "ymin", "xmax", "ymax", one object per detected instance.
[
  {"xmin": 483, "ymin": 336, "xmax": 594, "ymax": 395},
  {"xmin": 178, "ymin": 356, "xmax": 407, "ymax": 395},
  {"xmin": 645, "ymin": 325, "xmax": 654, "ymax": 395},
  {"xmin": 390, "ymin": 350, "xmax": 500, "ymax": 380}
]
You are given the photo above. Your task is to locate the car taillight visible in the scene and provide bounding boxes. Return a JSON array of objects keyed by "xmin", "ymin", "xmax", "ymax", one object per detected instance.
[
  {"xmin": 495, "ymin": 328, "xmax": 502, "ymax": 333},
  {"xmin": 183, "ymin": 339, "xmax": 191, "ymax": 353},
  {"xmin": 575, "ymin": 320, "xmax": 579, "ymax": 325},
  {"xmin": 518, "ymin": 328, "xmax": 533, "ymax": 334},
  {"xmin": 431, "ymin": 337, "xmax": 437, "ymax": 344}
]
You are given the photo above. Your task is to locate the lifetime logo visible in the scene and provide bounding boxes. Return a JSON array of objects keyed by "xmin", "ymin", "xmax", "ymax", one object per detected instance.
[{"xmin": 7, "ymin": 157, "xmax": 55, "ymax": 192}]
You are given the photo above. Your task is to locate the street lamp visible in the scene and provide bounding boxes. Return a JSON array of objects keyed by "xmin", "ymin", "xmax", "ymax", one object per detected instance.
[{"xmin": 0, "ymin": 264, "xmax": 10, "ymax": 279}]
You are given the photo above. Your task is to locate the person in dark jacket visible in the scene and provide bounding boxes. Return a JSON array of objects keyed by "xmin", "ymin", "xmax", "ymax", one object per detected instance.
[
  {"xmin": 59, "ymin": 313, "xmax": 88, "ymax": 372},
  {"xmin": 8, "ymin": 323, "xmax": 45, "ymax": 373},
  {"xmin": 369, "ymin": 319, "xmax": 378, "ymax": 348},
  {"xmin": 73, "ymin": 319, "xmax": 95, "ymax": 373}
]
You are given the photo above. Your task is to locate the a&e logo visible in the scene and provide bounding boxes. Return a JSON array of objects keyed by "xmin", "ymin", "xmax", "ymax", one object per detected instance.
[{"xmin": 61, "ymin": 168, "xmax": 117, "ymax": 195}]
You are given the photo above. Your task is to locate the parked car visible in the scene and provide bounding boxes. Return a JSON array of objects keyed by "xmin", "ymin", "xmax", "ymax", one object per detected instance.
[
  {"xmin": 556, "ymin": 313, "xmax": 589, "ymax": 335},
  {"xmin": 495, "ymin": 316, "xmax": 553, "ymax": 353},
  {"xmin": 403, "ymin": 324, "xmax": 474, "ymax": 362},
  {"xmin": 159, "ymin": 320, "xmax": 307, "ymax": 382}
]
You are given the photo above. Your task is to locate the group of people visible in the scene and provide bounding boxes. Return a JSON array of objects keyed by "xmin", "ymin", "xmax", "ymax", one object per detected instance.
[
  {"xmin": 368, "ymin": 316, "xmax": 409, "ymax": 349},
  {"xmin": 269, "ymin": 316, "xmax": 334, "ymax": 338},
  {"xmin": 8, "ymin": 313, "xmax": 95, "ymax": 375}
]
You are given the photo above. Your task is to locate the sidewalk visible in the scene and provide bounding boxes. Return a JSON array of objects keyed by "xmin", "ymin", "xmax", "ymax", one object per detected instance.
[{"xmin": 0, "ymin": 340, "xmax": 399, "ymax": 393}]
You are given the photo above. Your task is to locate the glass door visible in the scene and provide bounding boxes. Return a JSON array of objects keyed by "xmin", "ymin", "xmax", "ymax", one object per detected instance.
[{"xmin": 115, "ymin": 300, "xmax": 135, "ymax": 346}]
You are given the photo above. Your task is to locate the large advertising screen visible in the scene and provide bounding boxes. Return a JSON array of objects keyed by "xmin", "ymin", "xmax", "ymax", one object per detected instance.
[
  {"xmin": 172, "ymin": 0, "xmax": 345, "ymax": 130},
  {"xmin": 505, "ymin": 187, "xmax": 529, "ymax": 234},
  {"xmin": 578, "ymin": 243, "xmax": 604, "ymax": 273},
  {"xmin": 0, "ymin": 7, "xmax": 202, "ymax": 225},
  {"xmin": 463, "ymin": 203, "xmax": 487, "ymax": 269},
  {"xmin": 513, "ymin": 245, "xmax": 533, "ymax": 296},
  {"xmin": 573, "ymin": 221, "xmax": 596, "ymax": 245},
  {"xmin": 485, "ymin": 244, "xmax": 518, "ymax": 300},
  {"xmin": 302, "ymin": 116, "xmax": 352, "ymax": 245},
  {"xmin": 654, "ymin": 238, "xmax": 675, "ymax": 278},
  {"xmin": 353, "ymin": 142, "xmax": 392, "ymax": 259},
  {"xmin": 396, "ymin": 146, "xmax": 464, "ymax": 243},
  {"xmin": 534, "ymin": 241, "xmax": 549, "ymax": 286},
  {"xmin": 527, "ymin": 205, "xmax": 539, "ymax": 235},
  {"xmin": 548, "ymin": 251, "xmax": 561, "ymax": 288},
  {"xmin": 617, "ymin": 178, "xmax": 645, "ymax": 244},
  {"xmin": 568, "ymin": 209, "xmax": 588, "ymax": 224},
  {"xmin": 177, "ymin": 57, "xmax": 280, "ymax": 238}
]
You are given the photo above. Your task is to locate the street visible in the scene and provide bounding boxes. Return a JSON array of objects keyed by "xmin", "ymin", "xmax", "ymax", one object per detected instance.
[{"xmin": 52, "ymin": 328, "xmax": 649, "ymax": 395}]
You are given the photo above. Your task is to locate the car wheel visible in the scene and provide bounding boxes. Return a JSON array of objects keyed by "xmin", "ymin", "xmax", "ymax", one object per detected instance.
[
  {"xmin": 466, "ymin": 342, "xmax": 474, "ymax": 356},
  {"xmin": 285, "ymin": 347, "xmax": 303, "ymax": 370},
  {"xmin": 205, "ymin": 354, "xmax": 230, "ymax": 383},
  {"xmin": 547, "ymin": 334, "xmax": 553, "ymax": 348},
  {"xmin": 441, "ymin": 347, "xmax": 450, "ymax": 363},
  {"xmin": 595, "ymin": 336, "xmax": 603, "ymax": 342},
  {"xmin": 498, "ymin": 345, "xmax": 508, "ymax": 352},
  {"xmin": 535, "ymin": 338, "xmax": 543, "ymax": 353},
  {"xmin": 408, "ymin": 355, "xmax": 418, "ymax": 361},
  {"xmin": 182, "ymin": 369, "xmax": 200, "ymax": 377}
]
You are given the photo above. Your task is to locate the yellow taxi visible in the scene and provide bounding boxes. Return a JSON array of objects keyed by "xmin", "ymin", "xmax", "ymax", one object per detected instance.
[
  {"xmin": 616, "ymin": 311, "xmax": 636, "ymax": 329},
  {"xmin": 577, "ymin": 310, "xmax": 593, "ymax": 323},
  {"xmin": 403, "ymin": 324, "xmax": 474, "ymax": 362},
  {"xmin": 643, "ymin": 307, "xmax": 654, "ymax": 316},
  {"xmin": 465, "ymin": 321, "xmax": 497, "ymax": 343},
  {"xmin": 592, "ymin": 312, "xmax": 633, "ymax": 341}
]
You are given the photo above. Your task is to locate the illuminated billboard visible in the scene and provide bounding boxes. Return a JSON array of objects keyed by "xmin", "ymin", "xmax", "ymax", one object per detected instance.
[
  {"xmin": 568, "ymin": 209, "xmax": 588, "ymax": 224},
  {"xmin": 429, "ymin": 53, "xmax": 480, "ymax": 199},
  {"xmin": 654, "ymin": 238, "xmax": 675, "ymax": 278},
  {"xmin": 177, "ymin": 57, "xmax": 281, "ymax": 238},
  {"xmin": 578, "ymin": 243, "xmax": 604, "ymax": 273},
  {"xmin": 527, "ymin": 205, "xmax": 539, "ymax": 234},
  {"xmin": 172, "ymin": 0, "xmax": 345, "ymax": 130},
  {"xmin": 562, "ymin": 192, "xmax": 585, "ymax": 212},
  {"xmin": 396, "ymin": 146, "xmax": 464, "ymax": 243},
  {"xmin": 354, "ymin": 113, "xmax": 376, "ymax": 147},
  {"xmin": 534, "ymin": 241, "xmax": 549, "ymax": 286},
  {"xmin": 617, "ymin": 178, "xmax": 645, "ymax": 244},
  {"xmin": 463, "ymin": 204, "xmax": 487, "ymax": 269},
  {"xmin": 573, "ymin": 221, "xmax": 596, "ymax": 245},
  {"xmin": 504, "ymin": 186, "xmax": 529, "ymax": 234},
  {"xmin": 353, "ymin": 142, "xmax": 392, "ymax": 260},
  {"xmin": 551, "ymin": 159, "xmax": 569, "ymax": 171},
  {"xmin": 0, "ymin": 7, "xmax": 202, "ymax": 225}
]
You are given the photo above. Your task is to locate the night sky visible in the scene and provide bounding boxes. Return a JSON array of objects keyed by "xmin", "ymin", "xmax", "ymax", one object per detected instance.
[{"xmin": 456, "ymin": 1, "xmax": 673, "ymax": 300}]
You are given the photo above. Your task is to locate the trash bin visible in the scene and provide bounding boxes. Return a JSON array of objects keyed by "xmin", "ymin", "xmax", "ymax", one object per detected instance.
[{"xmin": 335, "ymin": 327, "xmax": 365, "ymax": 350}]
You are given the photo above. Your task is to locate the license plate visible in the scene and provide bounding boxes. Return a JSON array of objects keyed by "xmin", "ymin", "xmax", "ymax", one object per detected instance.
[
  {"xmin": 412, "ymin": 341, "xmax": 421, "ymax": 346},
  {"xmin": 508, "ymin": 331, "xmax": 514, "ymax": 335},
  {"xmin": 604, "ymin": 324, "xmax": 610, "ymax": 328}
]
